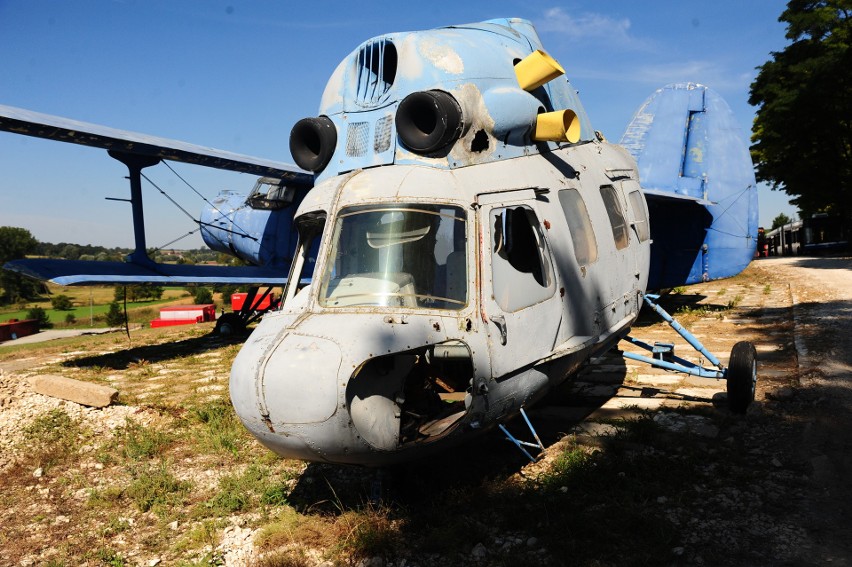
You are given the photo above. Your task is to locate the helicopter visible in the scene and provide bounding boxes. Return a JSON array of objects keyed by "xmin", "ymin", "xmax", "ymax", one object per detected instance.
[
  {"xmin": 2, "ymin": 17, "xmax": 758, "ymax": 467},
  {"xmin": 225, "ymin": 17, "xmax": 759, "ymax": 466}
]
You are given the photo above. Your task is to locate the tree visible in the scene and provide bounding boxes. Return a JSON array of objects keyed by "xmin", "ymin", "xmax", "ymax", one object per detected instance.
[
  {"xmin": 193, "ymin": 287, "xmax": 213, "ymax": 305},
  {"xmin": 771, "ymin": 213, "xmax": 793, "ymax": 230},
  {"xmin": 26, "ymin": 306, "xmax": 52, "ymax": 329},
  {"xmin": 749, "ymin": 1, "xmax": 852, "ymax": 221},
  {"xmin": 105, "ymin": 302, "xmax": 127, "ymax": 327},
  {"xmin": 0, "ymin": 226, "xmax": 41, "ymax": 305}
]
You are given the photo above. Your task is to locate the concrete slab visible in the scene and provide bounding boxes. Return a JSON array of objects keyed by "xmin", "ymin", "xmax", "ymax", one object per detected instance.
[{"xmin": 30, "ymin": 374, "xmax": 119, "ymax": 408}]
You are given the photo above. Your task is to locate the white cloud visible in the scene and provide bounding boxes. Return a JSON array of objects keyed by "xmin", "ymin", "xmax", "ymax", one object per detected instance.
[{"xmin": 535, "ymin": 7, "xmax": 653, "ymax": 50}]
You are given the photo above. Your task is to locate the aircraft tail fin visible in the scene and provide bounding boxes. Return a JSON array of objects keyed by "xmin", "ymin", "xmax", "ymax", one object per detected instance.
[{"xmin": 619, "ymin": 83, "xmax": 758, "ymax": 289}]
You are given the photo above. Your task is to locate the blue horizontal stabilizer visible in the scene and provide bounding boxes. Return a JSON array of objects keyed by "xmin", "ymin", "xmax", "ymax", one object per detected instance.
[{"xmin": 4, "ymin": 258, "xmax": 288, "ymax": 286}]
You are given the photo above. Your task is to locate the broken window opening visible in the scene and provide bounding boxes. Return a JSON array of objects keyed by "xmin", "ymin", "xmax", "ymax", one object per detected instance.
[{"xmin": 490, "ymin": 206, "xmax": 555, "ymax": 312}]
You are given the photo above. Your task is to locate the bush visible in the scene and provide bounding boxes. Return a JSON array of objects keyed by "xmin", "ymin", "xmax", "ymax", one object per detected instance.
[
  {"xmin": 105, "ymin": 302, "xmax": 127, "ymax": 327},
  {"xmin": 65, "ymin": 313, "xmax": 77, "ymax": 325},
  {"xmin": 50, "ymin": 294, "xmax": 73, "ymax": 310},
  {"xmin": 26, "ymin": 306, "xmax": 52, "ymax": 329},
  {"xmin": 193, "ymin": 287, "xmax": 213, "ymax": 305}
]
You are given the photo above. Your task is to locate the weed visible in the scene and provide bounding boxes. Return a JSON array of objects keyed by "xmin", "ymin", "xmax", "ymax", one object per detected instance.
[
  {"xmin": 91, "ymin": 548, "xmax": 126, "ymax": 566},
  {"xmin": 190, "ymin": 398, "xmax": 247, "ymax": 456},
  {"xmin": 334, "ymin": 507, "xmax": 402, "ymax": 560},
  {"xmin": 99, "ymin": 516, "xmax": 133, "ymax": 538},
  {"xmin": 670, "ymin": 286, "xmax": 687, "ymax": 294},
  {"xmin": 87, "ymin": 485, "xmax": 124, "ymax": 508},
  {"xmin": 115, "ymin": 418, "xmax": 173, "ymax": 460},
  {"xmin": 174, "ymin": 519, "xmax": 226, "ymax": 561},
  {"xmin": 126, "ymin": 460, "xmax": 191, "ymax": 513},
  {"xmin": 764, "ymin": 284, "xmax": 772, "ymax": 294},
  {"xmin": 255, "ymin": 549, "xmax": 314, "ymax": 567},
  {"xmin": 727, "ymin": 294, "xmax": 744, "ymax": 309},
  {"xmin": 256, "ymin": 507, "xmax": 336, "ymax": 552},
  {"xmin": 20, "ymin": 408, "xmax": 86, "ymax": 470},
  {"xmin": 717, "ymin": 287, "xmax": 727, "ymax": 296}
]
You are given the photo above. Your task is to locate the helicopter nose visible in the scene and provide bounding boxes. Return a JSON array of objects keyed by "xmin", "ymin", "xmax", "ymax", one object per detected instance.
[
  {"xmin": 230, "ymin": 332, "xmax": 343, "ymax": 456},
  {"xmin": 262, "ymin": 333, "xmax": 343, "ymax": 425}
]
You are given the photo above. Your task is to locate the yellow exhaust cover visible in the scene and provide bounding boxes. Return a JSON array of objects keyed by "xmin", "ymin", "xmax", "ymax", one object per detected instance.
[
  {"xmin": 514, "ymin": 50, "xmax": 565, "ymax": 91},
  {"xmin": 533, "ymin": 109, "xmax": 581, "ymax": 143}
]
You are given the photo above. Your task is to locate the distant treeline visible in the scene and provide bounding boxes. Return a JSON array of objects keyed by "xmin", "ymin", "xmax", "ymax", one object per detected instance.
[{"xmin": 35, "ymin": 242, "xmax": 222, "ymax": 265}]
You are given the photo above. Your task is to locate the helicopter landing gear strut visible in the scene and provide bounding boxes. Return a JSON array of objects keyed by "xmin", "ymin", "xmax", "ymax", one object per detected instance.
[{"xmin": 622, "ymin": 293, "xmax": 757, "ymax": 414}]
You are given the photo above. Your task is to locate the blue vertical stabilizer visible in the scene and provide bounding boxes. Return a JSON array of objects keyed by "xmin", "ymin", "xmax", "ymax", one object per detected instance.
[{"xmin": 620, "ymin": 83, "xmax": 758, "ymax": 289}]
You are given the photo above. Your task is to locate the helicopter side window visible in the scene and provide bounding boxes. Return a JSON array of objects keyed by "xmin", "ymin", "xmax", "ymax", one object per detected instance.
[
  {"xmin": 600, "ymin": 185, "xmax": 629, "ymax": 250},
  {"xmin": 558, "ymin": 188, "xmax": 598, "ymax": 266},
  {"xmin": 282, "ymin": 212, "xmax": 325, "ymax": 306},
  {"xmin": 490, "ymin": 206, "xmax": 555, "ymax": 312},
  {"xmin": 627, "ymin": 190, "xmax": 650, "ymax": 242}
]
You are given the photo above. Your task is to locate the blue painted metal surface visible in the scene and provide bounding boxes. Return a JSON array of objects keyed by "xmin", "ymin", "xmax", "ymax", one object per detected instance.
[
  {"xmin": 200, "ymin": 187, "xmax": 309, "ymax": 269},
  {"xmin": 313, "ymin": 18, "xmax": 594, "ymax": 183},
  {"xmin": 0, "ymin": 104, "xmax": 311, "ymax": 181},
  {"xmin": 619, "ymin": 83, "xmax": 758, "ymax": 289},
  {"xmin": 3, "ymin": 257, "xmax": 289, "ymax": 286},
  {"xmin": 622, "ymin": 293, "xmax": 727, "ymax": 379},
  {"xmin": 498, "ymin": 408, "xmax": 544, "ymax": 463}
]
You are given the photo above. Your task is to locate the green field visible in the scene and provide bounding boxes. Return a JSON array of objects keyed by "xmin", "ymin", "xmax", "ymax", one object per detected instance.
[{"xmin": 0, "ymin": 285, "xmax": 218, "ymax": 328}]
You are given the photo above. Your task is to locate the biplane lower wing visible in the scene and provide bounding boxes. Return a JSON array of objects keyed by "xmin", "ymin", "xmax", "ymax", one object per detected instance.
[{"xmin": 3, "ymin": 258, "xmax": 288, "ymax": 287}]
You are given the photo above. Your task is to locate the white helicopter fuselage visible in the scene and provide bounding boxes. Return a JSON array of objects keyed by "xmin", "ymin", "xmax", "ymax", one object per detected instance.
[{"xmin": 230, "ymin": 138, "xmax": 651, "ymax": 466}]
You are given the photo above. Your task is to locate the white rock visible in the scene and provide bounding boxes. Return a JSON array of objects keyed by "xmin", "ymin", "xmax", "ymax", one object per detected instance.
[{"xmin": 471, "ymin": 542, "xmax": 487, "ymax": 559}]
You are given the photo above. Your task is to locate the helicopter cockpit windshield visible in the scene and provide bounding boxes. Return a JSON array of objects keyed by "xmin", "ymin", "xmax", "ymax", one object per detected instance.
[{"xmin": 319, "ymin": 204, "xmax": 467, "ymax": 310}]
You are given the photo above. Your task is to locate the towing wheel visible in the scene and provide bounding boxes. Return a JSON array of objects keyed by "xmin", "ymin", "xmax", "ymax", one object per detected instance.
[
  {"xmin": 214, "ymin": 313, "xmax": 247, "ymax": 337},
  {"xmin": 726, "ymin": 341, "xmax": 757, "ymax": 414}
]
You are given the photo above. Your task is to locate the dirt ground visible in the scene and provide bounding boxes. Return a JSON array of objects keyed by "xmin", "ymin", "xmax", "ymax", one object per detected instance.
[
  {"xmin": 0, "ymin": 256, "xmax": 850, "ymax": 566},
  {"xmin": 760, "ymin": 256, "xmax": 852, "ymax": 564}
]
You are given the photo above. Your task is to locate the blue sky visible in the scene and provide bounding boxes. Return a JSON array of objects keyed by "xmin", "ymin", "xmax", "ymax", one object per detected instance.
[{"xmin": 0, "ymin": 0, "xmax": 795, "ymax": 249}]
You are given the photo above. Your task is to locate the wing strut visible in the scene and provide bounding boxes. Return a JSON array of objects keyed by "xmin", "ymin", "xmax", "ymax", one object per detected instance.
[{"xmin": 107, "ymin": 151, "xmax": 161, "ymax": 266}]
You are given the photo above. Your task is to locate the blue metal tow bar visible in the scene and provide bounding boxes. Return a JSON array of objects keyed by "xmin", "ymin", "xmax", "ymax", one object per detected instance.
[
  {"xmin": 622, "ymin": 293, "xmax": 727, "ymax": 380},
  {"xmin": 499, "ymin": 407, "xmax": 545, "ymax": 463}
]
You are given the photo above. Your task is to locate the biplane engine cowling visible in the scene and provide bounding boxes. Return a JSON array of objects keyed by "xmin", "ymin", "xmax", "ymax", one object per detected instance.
[{"xmin": 199, "ymin": 189, "xmax": 300, "ymax": 268}]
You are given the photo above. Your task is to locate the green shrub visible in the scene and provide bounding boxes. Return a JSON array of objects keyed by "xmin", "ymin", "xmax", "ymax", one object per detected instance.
[{"xmin": 50, "ymin": 294, "xmax": 73, "ymax": 310}]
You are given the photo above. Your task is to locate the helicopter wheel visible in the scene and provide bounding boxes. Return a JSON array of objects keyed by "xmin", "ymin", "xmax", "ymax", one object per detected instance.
[
  {"xmin": 726, "ymin": 341, "xmax": 757, "ymax": 414},
  {"xmin": 214, "ymin": 313, "xmax": 247, "ymax": 337}
]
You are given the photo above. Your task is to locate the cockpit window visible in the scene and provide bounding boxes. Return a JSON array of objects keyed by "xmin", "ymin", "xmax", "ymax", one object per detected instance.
[{"xmin": 319, "ymin": 204, "xmax": 467, "ymax": 310}]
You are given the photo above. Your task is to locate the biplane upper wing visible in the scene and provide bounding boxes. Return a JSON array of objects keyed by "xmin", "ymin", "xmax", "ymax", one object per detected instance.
[
  {"xmin": 0, "ymin": 104, "xmax": 311, "ymax": 181},
  {"xmin": 0, "ymin": 104, "xmax": 313, "ymax": 286}
]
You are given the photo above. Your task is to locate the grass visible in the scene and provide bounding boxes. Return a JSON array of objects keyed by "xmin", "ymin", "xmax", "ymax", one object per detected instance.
[
  {"xmin": 0, "ymin": 262, "xmax": 808, "ymax": 566},
  {"xmin": 20, "ymin": 407, "xmax": 87, "ymax": 471},
  {"xmin": 126, "ymin": 460, "xmax": 192, "ymax": 514},
  {"xmin": 190, "ymin": 397, "xmax": 249, "ymax": 457}
]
